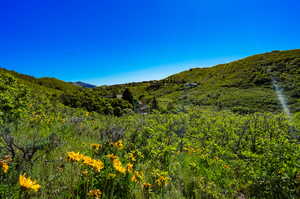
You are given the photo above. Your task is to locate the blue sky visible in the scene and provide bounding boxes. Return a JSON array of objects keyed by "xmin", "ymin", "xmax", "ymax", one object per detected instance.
[{"xmin": 1, "ymin": 0, "xmax": 299, "ymax": 85}]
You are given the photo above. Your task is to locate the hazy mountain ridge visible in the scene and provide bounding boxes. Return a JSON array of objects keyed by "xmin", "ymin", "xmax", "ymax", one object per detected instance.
[{"xmin": 72, "ymin": 81, "xmax": 96, "ymax": 88}]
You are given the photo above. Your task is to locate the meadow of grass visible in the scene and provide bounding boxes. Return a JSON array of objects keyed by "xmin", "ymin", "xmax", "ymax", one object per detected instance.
[{"xmin": 1, "ymin": 109, "xmax": 300, "ymax": 199}]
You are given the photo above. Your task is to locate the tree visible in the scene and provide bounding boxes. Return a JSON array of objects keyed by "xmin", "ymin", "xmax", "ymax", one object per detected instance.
[
  {"xmin": 151, "ymin": 97, "xmax": 159, "ymax": 111},
  {"xmin": 122, "ymin": 88, "xmax": 134, "ymax": 105}
]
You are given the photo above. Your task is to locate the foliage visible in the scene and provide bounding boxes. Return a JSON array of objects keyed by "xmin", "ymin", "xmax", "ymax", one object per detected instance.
[
  {"xmin": 150, "ymin": 97, "xmax": 159, "ymax": 111},
  {"xmin": 0, "ymin": 109, "xmax": 299, "ymax": 199},
  {"xmin": 60, "ymin": 90, "xmax": 133, "ymax": 116},
  {"xmin": 122, "ymin": 88, "xmax": 134, "ymax": 105}
]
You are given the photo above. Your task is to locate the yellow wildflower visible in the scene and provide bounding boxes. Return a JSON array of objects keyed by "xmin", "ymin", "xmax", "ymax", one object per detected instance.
[
  {"xmin": 106, "ymin": 154, "xmax": 118, "ymax": 160},
  {"xmin": 88, "ymin": 189, "xmax": 102, "ymax": 199},
  {"xmin": 19, "ymin": 174, "xmax": 41, "ymax": 192},
  {"xmin": 81, "ymin": 170, "xmax": 89, "ymax": 176},
  {"xmin": 2, "ymin": 163, "xmax": 8, "ymax": 173},
  {"xmin": 0, "ymin": 155, "xmax": 12, "ymax": 173},
  {"xmin": 132, "ymin": 171, "xmax": 144, "ymax": 182},
  {"xmin": 82, "ymin": 156, "xmax": 104, "ymax": 172},
  {"xmin": 223, "ymin": 164, "xmax": 230, "ymax": 169},
  {"xmin": 112, "ymin": 140, "xmax": 124, "ymax": 149},
  {"xmin": 126, "ymin": 163, "xmax": 134, "ymax": 173},
  {"xmin": 128, "ymin": 152, "xmax": 136, "ymax": 161},
  {"xmin": 155, "ymin": 176, "xmax": 170, "ymax": 186},
  {"xmin": 108, "ymin": 173, "xmax": 116, "ymax": 179},
  {"xmin": 143, "ymin": 183, "xmax": 152, "ymax": 188},
  {"xmin": 112, "ymin": 158, "xmax": 126, "ymax": 174},
  {"xmin": 91, "ymin": 144, "xmax": 101, "ymax": 151},
  {"xmin": 0, "ymin": 161, "xmax": 9, "ymax": 173},
  {"xmin": 67, "ymin": 152, "xmax": 104, "ymax": 172},
  {"xmin": 131, "ymin": 175, "xmax": 138, "ymax": 182},
  {"xmin": 67, "ymin": 152, "xmax": 84, "ymax": 162}
]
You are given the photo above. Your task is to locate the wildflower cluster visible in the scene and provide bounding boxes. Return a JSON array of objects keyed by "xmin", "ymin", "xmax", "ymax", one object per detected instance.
[
  {"xmin": 155, "ymin": 175, "xmax": 170, "ymax": 186},
  {"xmin": 19, "ymin": 174, "xmax": 41, "ymax": 192},
  {"xmin": 112, "ymin": 158, "xmax": 126, "ymax": 174},
  {"xmin": 126, "ymin": 150, "xmax": 144, "ymax": 161},
  {"xmin": 0, "ymin": 161, "xmax": 9, "ymax": 173},
  {"xmin": 0, "ymin": 156, "xmax": 12, "ymax": 173},
  {"xmin": 127, "ymin": 152, "xmax": 136, "ymax": 161},
  {"xmin": 112, "ymin": 140, "xmax": 124, "ymax": 149},
  {"xmin": 105, "ymin": 153, "xmax": 127, "ymax": 174},
  {"xmin": 108, "ymin": 173, "xmax": 116, "ymax": 179},
  {"xmin": 152, "ymin": 169, "xmax": 170, "ymax": 186},
  {"xmin": 143, "ymin": 183, "xmax": 152, "ymax": 189},
  {"xmin": 88, "ymin": 189, "xmax": 102, "ymax": 199},
  {"xmin": 130, "ymin": 171, "xmax": 144, "ymax": 183},
  {"xmin": 126, "ymin": 163, "xmax": 134, "ymax": 173},
  {"xmin": 67, "ymin": 152, "xmax": 104, "ymax": 172},
  {"xmin": 105, "ymin": 153, "xmax": 118, "ymax": 160}
]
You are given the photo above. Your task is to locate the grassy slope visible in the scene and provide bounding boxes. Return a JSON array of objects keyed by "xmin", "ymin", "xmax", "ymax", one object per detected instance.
[
  {"xmin": 99, "ymin": 49, "xmax": 300, "ymax": 113},
  {"xmin": 0, "ymin": 67, "xmax": 80, "ymax": 94}
]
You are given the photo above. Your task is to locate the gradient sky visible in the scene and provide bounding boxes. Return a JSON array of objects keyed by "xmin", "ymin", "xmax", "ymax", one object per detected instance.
[{"xmin": 1, "ymin": 0, "xmax": 300, "ymax": 85}]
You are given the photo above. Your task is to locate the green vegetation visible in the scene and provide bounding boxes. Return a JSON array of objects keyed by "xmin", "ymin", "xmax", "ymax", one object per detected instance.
[
  {"xmin": 0, "ymin": 67, "xmax": 134, "ymax": 117},
  {"xmin": 96, "ymin": 49, "xmax": 300, "ymax": 113},
  {"xmin": 1, "ymin": 110, "xmax": 299, "ymax": 198},
  {"xmin": 0, "ymin": 49, "xmax": 300, "ymax": 198}
]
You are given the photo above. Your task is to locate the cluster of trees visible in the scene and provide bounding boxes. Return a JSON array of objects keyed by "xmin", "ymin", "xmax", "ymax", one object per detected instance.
[
  {"xmin": 60, "ymin": 88, "xmax": 160, "ymax": 116},
  {"xmin": 60, "ymin": 89, "xmax": 133, "ymax": 116},
  {"xmin": 123, "ymin": 88, "xmax": 160, "ymax": 112}
]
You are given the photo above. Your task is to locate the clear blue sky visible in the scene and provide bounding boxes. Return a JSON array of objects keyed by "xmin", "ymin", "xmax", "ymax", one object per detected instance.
[{"xmin": 1, "ymin": 0, "xmax": 299, "ymax": 85}]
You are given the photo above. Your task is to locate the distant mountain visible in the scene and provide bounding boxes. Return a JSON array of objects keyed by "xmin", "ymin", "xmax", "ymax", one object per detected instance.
[{"xmin": 72, "ymin": 81, "xmax": 96, "ymax": 88}]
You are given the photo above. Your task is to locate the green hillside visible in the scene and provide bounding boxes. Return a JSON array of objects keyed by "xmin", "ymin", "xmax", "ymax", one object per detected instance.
[
  {"xmin": 0, "ymin": 68, "xmax": 133, "ymax": 120},
  {"xmin": 98, "ymin": 49, "xmax": 300, "ymax": 114}
]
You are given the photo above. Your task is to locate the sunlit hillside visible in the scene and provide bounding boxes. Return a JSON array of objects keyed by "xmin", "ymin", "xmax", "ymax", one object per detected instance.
[{"xmin": 97, "ymin": 49, "xmax": 300, "ymax": 114}]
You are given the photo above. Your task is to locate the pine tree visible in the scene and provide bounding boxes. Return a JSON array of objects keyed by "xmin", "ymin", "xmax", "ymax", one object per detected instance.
[
  {"xmin": 122, "ymin": 88, "xmax": 134, "ymax": 105},
  {"xmin": 151, "ymin": 97, "xmax": 159, "ymax": 111}
]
